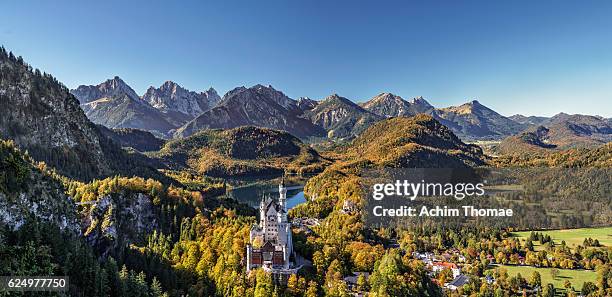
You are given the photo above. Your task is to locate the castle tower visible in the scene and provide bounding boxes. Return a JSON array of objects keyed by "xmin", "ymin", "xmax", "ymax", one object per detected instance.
[
  {"xmin": 279, "ymin": 177, "xmax": 287, "ymax": 211},
  {"xmin": 246, "ymin": 244, "xmax": 252, "ymax": 272}
]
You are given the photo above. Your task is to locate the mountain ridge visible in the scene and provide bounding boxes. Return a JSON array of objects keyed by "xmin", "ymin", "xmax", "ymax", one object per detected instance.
[
  {"xmin": 175, "ymin": 85, "xmax": 326, "ymax": 139},
  {"xmin": 305, "ymin": 93, "xmax": 383, "ymax": 139},
  {"xmin": 431, "ymin": 100, "xmax": 526, "ymax": 140},
  {"xmin": 70, "ymin": 78, "xmax": 610, "ymax": 143},
  {"xmin": 142, "ymin": 80, "xmax": 220, "ymax": 117},
  {"xmin": 0, "ymin": 48, "xmax": 171, "ymax": 182},
  {"xmin": 72, "ymin": 77, "xmax": 221, "ymax": 137},
  {"xmin": 361, "ymin": 93, "xmax": 434, "ymax": 117}
]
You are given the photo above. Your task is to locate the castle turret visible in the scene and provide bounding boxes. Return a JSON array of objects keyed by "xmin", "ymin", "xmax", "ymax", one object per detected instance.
[
  {"xmin": 246, "ymin": 244, "xmax": 252, "ymax": 272},
  {"xmin": 279, "ymin": 178, "xmax": 287, "ymax": 211}
]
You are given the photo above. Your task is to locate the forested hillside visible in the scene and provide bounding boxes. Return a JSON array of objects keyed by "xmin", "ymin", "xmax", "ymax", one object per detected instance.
[
  {"xmin": 0, "ymin": 47, "xmax": 172, "ymax": 182},
  {"xmin": 156, "ymin": 126, "xmax": 327, "ymax": 177}
]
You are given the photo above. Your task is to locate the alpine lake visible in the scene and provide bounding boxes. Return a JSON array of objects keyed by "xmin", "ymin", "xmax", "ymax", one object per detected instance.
[{"xmin": 224, "ymin": 177, "xmax": 307, "ymax": 210}]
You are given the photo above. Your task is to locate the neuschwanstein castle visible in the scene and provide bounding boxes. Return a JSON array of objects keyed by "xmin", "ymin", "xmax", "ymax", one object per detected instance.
[{"xmin": 246, "ymin": 180, "xmax": 300, "ymax": 274}]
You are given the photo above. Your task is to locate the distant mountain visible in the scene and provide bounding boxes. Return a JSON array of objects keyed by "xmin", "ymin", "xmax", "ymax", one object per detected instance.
[
  {"xmin": 158, "ymin": 126, "xmax": 324, "ymax": 177},
  {"xmin": 72, "ymin": 78, "xmax": 220, "ymax": 137},
  {"xmin": 361, "ymin": 93, "xmax": 434, "ymax": 117},
  {"xmin": 175, "ymin": 85, "xmax": 325, "ymax": 139},
  {"xmin": 432, "ymin": 100, "xmax": 525, "ymax": 140},
  {"xmin": 79, "ymin": 93, "xmax": 177, "ymax": 137},
  {"xmin": 542, "ymin": 113, "xmax": 612, "ymax": 148},
  {"xmin": 508, "ymin": 114, "xmax": 549, "ymax": 126},
  {"xmin": 142, "ymin": 81, "xmax": 220, "ymax": 117},
  {"xmin": 361, "ymin": 95, "xmax": 526, "ymax": 140},
  {"xmin": 498, "ymin": 113, "xmax": 612, "ymax": 154},
  {"xmin": 305, "ymin": 94, "xmax": 383, "ymax": 139},
  {"xmin": 97, "ymin": 125, "xmax": 165, "ymax": 152},
  {"xmin": 544, "ymin": 112, "xmax": 611, "ymax": 129},
  {"xmin": 71, "ymin": 76, "xmax": 140, "ymax": 103},
  {"xmin": 66, "ymin": 75, "xmax": 611, "ymax": 143},
  {"xmin": 361, "ymin": 93, "xmax": 411, "ymax": 117},
  {"xmin": 409, "ymin": 96, "xmax": 437, "ymax": 114}
]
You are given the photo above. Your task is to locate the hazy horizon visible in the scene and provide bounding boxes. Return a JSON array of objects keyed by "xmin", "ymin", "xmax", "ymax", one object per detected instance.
[{"xmin": 2, "ymin": 0, "xmax": 611, "ymax": 117}]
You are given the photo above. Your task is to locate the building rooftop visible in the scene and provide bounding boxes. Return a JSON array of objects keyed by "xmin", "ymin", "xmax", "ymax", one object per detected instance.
[{"xmin": 448, "ymin": 274, "xmax": 469, "ymax": 288}]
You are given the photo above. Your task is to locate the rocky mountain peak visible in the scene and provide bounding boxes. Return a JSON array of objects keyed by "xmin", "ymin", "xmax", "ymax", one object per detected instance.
[
  {"xmin": 142, "ymin": 81, "xmax": 220, "ymax": 117},
  {"xmin": 246, "ymin": 84, "xmax": 296, "ymax": 110},
  {"xmin": 160, "ymin": 80, "xmax": 180, "ymax": 91},
  {"xmin": 411, "ymin": 95, "xmax": 424, "ymax": 101},
  {"xmin": 435, "ymin": 100, "xmax": 526, "ymax": 139},
  {"xmin": 71, "ymin": 76, "xmax": 140, "ymax": 103},
  {"xmin": 175, "ymin": 85, "xmax": 324, "ymax": 139},
  {"xmin": 98, "ymin": 76, "xmax": 139, "ymax": 99},
  {"xmin": 373, "ymin": 92, "xmax": 403, "ymax": 103},
  {"xmin": 297, "ymin": 97, "xmax": 318, "ymax": 111},
  {"xmin": 202, "ymin": 87, "xmax": 219, "ymax": 97},
  {"xmin": 470, "ymin": 99, "xmax": 481, "ymax": 105},
  {"xmin": 363, "ymin": 93, "xmax": 435, "ymax": 118},
  {"xmin": 324, "ymin": 93, "xmax": 353, "ymax": 105}
]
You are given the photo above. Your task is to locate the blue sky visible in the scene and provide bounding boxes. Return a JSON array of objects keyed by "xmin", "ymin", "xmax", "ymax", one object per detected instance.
[{"xmin": 1, "ymin": 0, "xmax": 611, "ymax": 116}]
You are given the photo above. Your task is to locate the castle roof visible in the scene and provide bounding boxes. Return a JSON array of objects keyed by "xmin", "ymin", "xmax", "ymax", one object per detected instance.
[
  {"xmin": 262, "ymin": 196, "xmax": 286, "ymax": 214},
  {"xmin": 261, "ymin": 241, "xmax": 275, "ymax": 252}
]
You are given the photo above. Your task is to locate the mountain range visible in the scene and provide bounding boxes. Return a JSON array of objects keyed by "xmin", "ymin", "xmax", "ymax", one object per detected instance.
[
  {"xmin": 69, "ymin": 73, "xmax": 612, "ymax": 146},
  {"xmin": 71, "ymin": 77, "xmax": 220, "ymax": 138},
  {"xmin": 174, "ymin": 85, "xmax": 325, "ymax": 139}
]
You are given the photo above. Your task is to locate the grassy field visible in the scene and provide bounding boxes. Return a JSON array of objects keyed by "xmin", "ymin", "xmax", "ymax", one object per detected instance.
[
  {"xmin": 512, "ymin": 227, "xmax": 612, "ymax": 250},
  {"xmin": 488, "ymin": 264, "xmax": 597, "ymax": 291}
]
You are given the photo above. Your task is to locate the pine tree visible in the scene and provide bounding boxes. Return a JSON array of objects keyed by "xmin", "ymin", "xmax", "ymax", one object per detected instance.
[
  {"xmin": 150, "ymin": 277, "xmax": 164, "ymax": 297},
  {"xmin": 119, "ymin": 265, "xmax": 129, "ymax": 296}
]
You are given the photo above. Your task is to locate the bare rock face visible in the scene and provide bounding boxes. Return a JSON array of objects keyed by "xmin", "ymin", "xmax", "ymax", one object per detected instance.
[
  {"xmin": 79, "ymin": 93, "xmax": 177, "ymax": 137},
  {"xmin": 83, "ymin": 192, "xmax": 157, "ymax": 257},
  {"xmin": 175, "ymin": 85, "xmax": 325, "ymax": 139},
  {"xmin": 0, "ymin": 190, "xmax": 79, "ymax": 233},
  {"xmin": 297, "ymin": 97, "xmax": 318, "ymax": 111},
  {"xmin": 71, "ymin": 76, "xmax": 140, "ymax": 103},
  {"xmin": 72, "ymin": 78, "xmax": 182, "ymax": 137},
  {"xmin": 72, "ymin": 78, "xmax": 221, "ymax": 137},
  {"xmin": 0, "ymin": 140, "xmax": 79, "ymax": 233},
  {"xmin": 142, "ymin": 81, "xmax": 220, "ymax": 117}
]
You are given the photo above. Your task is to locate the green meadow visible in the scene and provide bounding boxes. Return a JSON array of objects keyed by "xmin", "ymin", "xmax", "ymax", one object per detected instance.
[
  {"xmin": 488, "ymin": 264, "xmax": 597, "ymax": 291},
  {"xmin": 512, "ymin": 227, "xmax": 612, "ymax": 250}
]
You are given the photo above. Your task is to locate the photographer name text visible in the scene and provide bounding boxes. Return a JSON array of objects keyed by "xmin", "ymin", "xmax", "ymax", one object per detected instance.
[{"xmin": 372, "ymin": 205, "xmax": 513, "ymax": 217}]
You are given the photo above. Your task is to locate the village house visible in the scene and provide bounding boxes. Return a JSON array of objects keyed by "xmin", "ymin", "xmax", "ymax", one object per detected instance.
[
  {"xmin": 446, "ymin": 274, "xmax": 469, "ymax": 290},
  {"xmin": 431, "ymin": 262, "xmax": 461, "ymax": 279}
]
